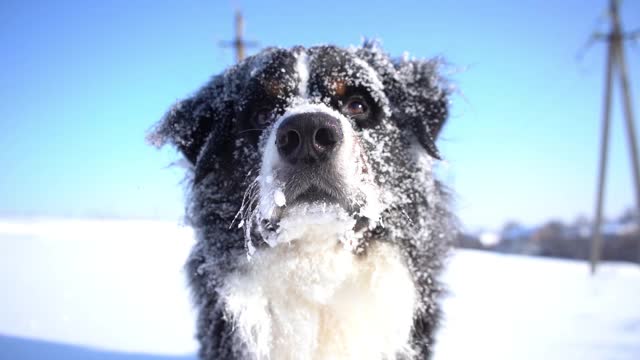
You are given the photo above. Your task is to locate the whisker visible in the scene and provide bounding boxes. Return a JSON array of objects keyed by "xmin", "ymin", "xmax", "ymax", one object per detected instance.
[
  {"xmin": 243, "ymin": 192, "xmax": 260, "ymax": 223},
  {"xmin": 231, "ymin": 176, "xmax": 260, "ymax": 229},
  {"xmin": 238, "ymin": 128, "xmax": 265, "ymax": 135}
]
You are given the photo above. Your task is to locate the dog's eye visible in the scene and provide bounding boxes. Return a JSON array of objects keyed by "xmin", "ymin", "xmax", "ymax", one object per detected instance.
[
  {"xmin": 342, "ymin": 98, "xmax": 369, "ymax": 118},
  {"xmin": 251, "ymin": 108, "xmax": 275, "ymax": 128}
]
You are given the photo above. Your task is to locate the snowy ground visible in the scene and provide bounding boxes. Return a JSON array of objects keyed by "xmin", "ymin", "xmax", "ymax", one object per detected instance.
[
  {"xmin": 435, "ymin": 250, "xmax": 640, "ymax": 359},
  {"xmin": 1, "ymin": 218, "xmax": 639, "ymax": 359}
]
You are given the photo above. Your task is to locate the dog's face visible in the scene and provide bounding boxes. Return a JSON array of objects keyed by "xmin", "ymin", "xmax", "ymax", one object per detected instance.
[{"xmin": 150, "ymin": 44, "xmax": 448, "ymax": 255}]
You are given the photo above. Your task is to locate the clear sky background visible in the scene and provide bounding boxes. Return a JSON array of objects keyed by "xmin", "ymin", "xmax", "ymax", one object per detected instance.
[{"xmin": 0, "ymin": 0, "xmax": 638, "ymax": 229}]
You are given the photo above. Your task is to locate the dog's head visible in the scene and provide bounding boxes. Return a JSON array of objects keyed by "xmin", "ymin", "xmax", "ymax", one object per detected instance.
[{"xmin": 150, "ymin": 43, "xmax": 449, "ymax": 254}]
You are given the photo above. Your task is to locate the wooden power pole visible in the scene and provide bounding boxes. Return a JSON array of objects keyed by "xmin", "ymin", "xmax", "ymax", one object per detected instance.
[
  {"xmin": 590, "ymin": 0, "xmax": 640, "ymax": 274},
  {"xmin": 220, "ymin": 10, "xmax": 258, "ymax": 63}
]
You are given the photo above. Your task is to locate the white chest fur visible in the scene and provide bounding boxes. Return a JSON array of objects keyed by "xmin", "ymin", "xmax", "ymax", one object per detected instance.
[{"xmin": 220, "ymin": 226, "xmax": 417, "ymax": 360}]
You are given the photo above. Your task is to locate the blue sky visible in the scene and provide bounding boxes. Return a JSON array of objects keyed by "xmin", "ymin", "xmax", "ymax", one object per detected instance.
[{"xmin": 0, "ymin": 0, "xmax": 638, "ymax": 229}]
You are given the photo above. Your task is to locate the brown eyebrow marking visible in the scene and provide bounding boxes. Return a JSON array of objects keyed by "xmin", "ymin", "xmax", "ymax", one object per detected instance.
[
  {"xmin": 333, "ymin": 79, "xmax": 347, "ymax": 97},
  {"xmin": 265, "ymin": 79, "xmax": 286, "ymax": 97}
]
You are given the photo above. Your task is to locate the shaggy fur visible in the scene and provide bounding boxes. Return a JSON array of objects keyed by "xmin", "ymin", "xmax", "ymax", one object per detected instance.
[{"xmin": 149, "ymin": 42, "xmax": 455, "ymax": 359}]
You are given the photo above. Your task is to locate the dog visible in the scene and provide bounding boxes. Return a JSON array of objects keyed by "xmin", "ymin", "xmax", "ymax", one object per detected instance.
[{"xmin": 149, "ymin": 42, "xmax": 455, "ymax": 359}]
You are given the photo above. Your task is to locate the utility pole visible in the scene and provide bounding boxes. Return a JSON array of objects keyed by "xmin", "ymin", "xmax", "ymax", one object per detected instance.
[
  {"xmin": 590, "ymin": 0, "xmax": 640, "ymax": 274},
  {"xmin": 219, "ymin": 10, "xmax": 258, "ymax": 63}
]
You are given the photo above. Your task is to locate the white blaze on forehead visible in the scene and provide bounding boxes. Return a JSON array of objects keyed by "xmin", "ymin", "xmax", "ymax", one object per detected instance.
[{"xmin": 295, "ymin": 51, "xmax": 310, "ymax": 99}]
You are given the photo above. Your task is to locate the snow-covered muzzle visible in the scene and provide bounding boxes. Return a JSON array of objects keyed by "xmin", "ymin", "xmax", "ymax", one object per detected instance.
[
  {"xmin": 149, "ymin": 43, "xmax": 455, "ymax": 360},
  {"xmin": 244, "ymin": 102, "xmax": 383, "ymax": 253}
]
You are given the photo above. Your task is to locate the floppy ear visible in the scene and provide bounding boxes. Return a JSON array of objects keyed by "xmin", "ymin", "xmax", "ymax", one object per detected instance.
[
  {"xmin": 394, "ymin": 59, "xmax": 449, "ymax": 159},
  {"xmin": 148, "ymin": 76, "xmax": 232, "ymax": 166}
]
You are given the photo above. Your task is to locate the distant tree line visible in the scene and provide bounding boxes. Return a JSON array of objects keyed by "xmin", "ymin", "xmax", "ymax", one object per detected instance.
[{"xmin": 456, "ymin": 208, "xmax": 640, "ymax": 263}]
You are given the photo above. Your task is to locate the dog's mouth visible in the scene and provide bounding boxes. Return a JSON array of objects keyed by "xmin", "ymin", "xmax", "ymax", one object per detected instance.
[
  {"xmin": 255, "ymin": 199, "xmax": 375, "ymax": 252},
  {"xmin": 259, "ymin": 182, "xmax": 356, "ymax": 231},
  {"xmin": 258, "ymin": 208, "xmax": 371, "ymax": 233},
  {"xmin": 285, "ymin": 183, "xmax": 355, "ymax": 214},
  {"xmin": 294, "ymin": 186, "xmax": 338, "ymax": 204},
  {"xmin": 248, "ymin": 174, "xmax": 380, "ymax": 251}
]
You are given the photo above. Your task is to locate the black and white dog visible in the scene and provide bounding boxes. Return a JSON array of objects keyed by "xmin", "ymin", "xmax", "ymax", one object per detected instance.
[{"xmin": 150, "ymin": 43, "xmax": 455, "ymax": 359}]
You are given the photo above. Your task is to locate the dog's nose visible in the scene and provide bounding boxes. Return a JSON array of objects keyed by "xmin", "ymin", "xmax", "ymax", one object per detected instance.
[{"xmin": 276, "ymin": 112, "xmax": 343, "ymax": 165}]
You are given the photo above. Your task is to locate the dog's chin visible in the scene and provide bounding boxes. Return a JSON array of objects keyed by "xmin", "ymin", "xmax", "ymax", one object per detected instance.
[
  {"xmin": 301, "ymin": 194, "xmax": 371, "ymax": 233},
  {"xmin": 256, "ymin": 192, "xmax": 373, "ymax": 250}
]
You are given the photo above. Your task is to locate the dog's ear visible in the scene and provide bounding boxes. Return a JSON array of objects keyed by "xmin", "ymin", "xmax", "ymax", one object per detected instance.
[
  {"xmin": 394, "ymin": 59, "xmax": 449, "ymax": 159},
  {"xmin": 148, "ymin": 76, "xmax": 232, "ymax": 166}
]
